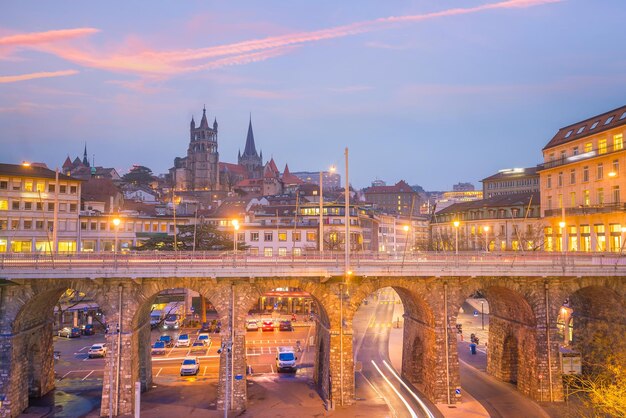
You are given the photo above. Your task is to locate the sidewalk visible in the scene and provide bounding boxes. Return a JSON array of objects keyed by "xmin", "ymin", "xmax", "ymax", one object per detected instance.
[{"xmin": 388, "ymin": 299, "xmax": 489, "ymax": 418}]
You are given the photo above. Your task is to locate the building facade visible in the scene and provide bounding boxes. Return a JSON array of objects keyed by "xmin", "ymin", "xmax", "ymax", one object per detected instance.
[
  {"xmin": 481, "ymin": 167, "xmax": 540, "ymax": 198},
  {"xmin": 430, "ymin": 192, "xmax": 542, "ymax": 252},
  {"xmin": 0, "ymin": 163, "xmax": 82, "ymax": 253},
  {"xmin": 363, "ymin": 180, "xmax": 421, "ymax": 217},
  {"xmin": 539, "ymin": 105, "xmax": 626, "ymax": 251}
]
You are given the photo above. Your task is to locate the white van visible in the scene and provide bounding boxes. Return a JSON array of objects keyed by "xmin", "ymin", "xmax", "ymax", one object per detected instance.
[{"xmin": 276, "ymin": 346, "xmax": 297, "ymax": 372}]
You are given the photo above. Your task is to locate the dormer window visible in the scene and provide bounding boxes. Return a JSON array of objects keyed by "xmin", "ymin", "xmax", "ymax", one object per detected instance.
[
  {"xmin": 605, "ymin": 116, "xmax": 615, "ymax": 125},
  {"xmin": 577, "ymin": 126, "xmax": 585, "ymax": 134},
  {"xmin": 564, "ymin": 130, "xmax": 573, "ymax": 138},
  {"xmin": 590, "ymin": 121, "xmax": 599, "ymax": 130}
]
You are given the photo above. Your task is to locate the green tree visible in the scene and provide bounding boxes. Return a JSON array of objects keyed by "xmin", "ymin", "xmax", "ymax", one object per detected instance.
[
  {"xmin": 122, "ymin": 165, "xmax": 155, "ymax": 185},
  {"xmin": 134, "ymin": 223, "xmax": 246, "ymax": 251}
]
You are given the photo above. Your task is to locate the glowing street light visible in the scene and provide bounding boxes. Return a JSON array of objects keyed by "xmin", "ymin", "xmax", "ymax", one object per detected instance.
[
  {"xmin": 453, "ymin": 220, "xmax": 460, "ymax": 255},
  {"xmin": 484, "ymin": 226, "xmax": 490, "ymax": 252},
  {"xmin": 232, "ymin": 219, "xmax": 240, "ymax": 253},
  {"xmin": 559, "ymin": 220, "xmax": 566, "ymax": 252},
  {"xmin": 112, "ymin": 217, "xmax": 121, "ymax": 254}
]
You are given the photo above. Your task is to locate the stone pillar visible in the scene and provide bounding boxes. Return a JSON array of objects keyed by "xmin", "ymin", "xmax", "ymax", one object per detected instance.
[
  {"xmin": 73, "ymin": 310, "xmax": 78, "ymax": 327},
  {"xmin": 200, "ymin": 297, "xmax": 207, "ymax": 323},
  {"xmin": 313, "ymin": 324, "xmax": 331, "ymax": 405},
  {"xmin": 328, "ymin": 329, "xmax": 354, "ymax": 407},
  {"xmin": 27, "ymin": 322, "xmax": 55, "ymax": 398},
  {"xmin": 101, "ymin": 331, "xmax": 138, "ymax": 417},
  {"xmin": 137, "ymin": 322, "xmax": 153, "ymax": 392},
  {"xmin": 401, "ymin": 315, "xmax": 440, "ymax": 401}
]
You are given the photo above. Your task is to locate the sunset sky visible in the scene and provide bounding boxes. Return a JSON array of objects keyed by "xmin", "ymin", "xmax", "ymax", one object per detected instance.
[{"xmin": 1, "ymin": 0, "xmax": 625, "ymax": 190}]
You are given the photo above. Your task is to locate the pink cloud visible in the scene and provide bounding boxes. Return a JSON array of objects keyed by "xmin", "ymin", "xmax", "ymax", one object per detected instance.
[
  {"xmin": 3, "ymin": 0, "xmax": 561, "ymax": 82},
  {"xmin": 0, "ymin": 28, "xmax": 99, "ymax": 46},
  {"xmin": 0, "ymin": 69, "xmax": 79, "ymax": 84}
]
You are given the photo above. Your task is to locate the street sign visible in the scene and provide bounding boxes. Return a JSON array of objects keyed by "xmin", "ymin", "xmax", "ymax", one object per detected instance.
[
  {"xmin": 473, "ymin": 310, "xmax": 478, "ymax": 316},
  {"xmin": 235, "ymin": 374, "xmax": 243, "ymax": 380},
  {"xmin": 455, "ymin": 388, "xmax": 461, "ymax": 397}
]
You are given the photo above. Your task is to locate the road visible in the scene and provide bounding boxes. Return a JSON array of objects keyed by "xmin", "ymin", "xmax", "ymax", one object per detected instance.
[{"xmin": 353, "ymin": 291, "xmax": 441, "ymax": 418}]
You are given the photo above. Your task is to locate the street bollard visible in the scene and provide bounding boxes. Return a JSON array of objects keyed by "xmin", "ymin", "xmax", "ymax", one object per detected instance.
[{"xmin": 135, "ymin": 381, "xmax": 141, "ymax": 418}]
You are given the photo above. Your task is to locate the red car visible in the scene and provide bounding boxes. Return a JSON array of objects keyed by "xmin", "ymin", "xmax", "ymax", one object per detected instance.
[{"xmin": 262, "ymin": 320, "xmax": 274, "ymax": 332}]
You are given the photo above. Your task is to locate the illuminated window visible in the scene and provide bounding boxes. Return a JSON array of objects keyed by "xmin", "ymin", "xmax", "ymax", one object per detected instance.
[
  {"xmin": 278, "ymin": 247, "xmax": 287, "ymax": 256},
  {"xmin": 598, "ymin": 188, "xmax": 604, "ymax": 205},
  {"xmin": 293, "ymin": 248, "xmax": 302, "ymax": 256},
  {"xmin": 570, "ymin": 192, "xmax": 576, "ymax": 207},
  {"xmin": 264, "ymin": 247, "xmax": 273, "ymax": 257},
  {"xmin": 614, "ymin": 134, "xmax": 624, "ymax": 151},
  {"xmin": 0, "ymin": 200, "xmax": 8, "ymax": 211},
  {"xmin": 292, "ymin": 232, "xmax": 301, "ymax": 242},
  {"xmin": 160, "ymin": 223, "xmax": 167, "ymax": 232},
  {"xmin": 584, "ymin": 142, "xmax": 593, "ymax": 153},
  {"xmin": 24, "ymin": 180, "xmax": 33, "ymax": 191},
  {"xmin": 306, "ymin": 231, "xmax": 316, "ymax": 242},
  {"xmin": 278, "ymin": 232, "xmax": 287, "ymax": 241},
  {"xmin": 599, "ymin": 139, "xmax": 607, "ymax": 154},
  {"xmin": 11, "ymin": 241, "xmax": 32, "ymax": 252},
  {"xmin": 35, "ymin": 182, "xmax": 45, "ymax": 192},
  {"xmin": 584, "ymin": 190, "xmax": 590, "ymax": 205},
  {"xmin": 58, "ymin": 241, "xmax": 76, "ymax": 252}
]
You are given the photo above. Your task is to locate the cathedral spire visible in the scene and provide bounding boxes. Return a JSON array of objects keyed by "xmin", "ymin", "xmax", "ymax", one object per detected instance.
[
  {"xmin": 199, "ymin": 105, "xmax": 209, "ymax": 128},
  {"xmin": 82, "ymin": 143, "xmax": 89, "ymax": 167},
  {"xmin": 243, "ymin": 115, "xmax": 258, "ymax": 157}
]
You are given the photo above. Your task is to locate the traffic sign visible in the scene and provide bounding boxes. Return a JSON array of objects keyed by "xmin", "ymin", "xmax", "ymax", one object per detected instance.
[
  {"xmin": 235, "ymin": 374, "xmax": 243, "ymax": 380},
  {"xmin": 455, "ymin": 388, "xmax": 461, "ymax": 396}
]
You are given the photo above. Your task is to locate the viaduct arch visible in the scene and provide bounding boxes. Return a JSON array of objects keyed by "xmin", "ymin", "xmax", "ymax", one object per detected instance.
[{"xmin": 1, "ymin": 274, "xmax": 625, "ymax": 417}]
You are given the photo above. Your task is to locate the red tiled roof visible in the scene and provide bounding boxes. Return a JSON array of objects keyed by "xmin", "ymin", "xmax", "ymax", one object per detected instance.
[
  {"xmin": 219, "ymin": 162, "xmax": 248, "ymax": 176},
  {"xmin": 543, "ymin": 105, "xmax": 626, "ymax": 151}
]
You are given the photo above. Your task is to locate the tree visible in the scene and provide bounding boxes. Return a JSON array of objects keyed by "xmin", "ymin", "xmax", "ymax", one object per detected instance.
[
  {"xmin": 122, "ymin": 165, "xmax": 155, "ymax": 186},
  {"xmin": 134, "ymin": 223, "xmax": 246, "ymax": 251}
]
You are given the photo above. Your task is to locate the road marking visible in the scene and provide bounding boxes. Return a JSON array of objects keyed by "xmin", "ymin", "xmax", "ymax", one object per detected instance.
[
  {"xmin": 382, "ymin": 360, "xmax": 437, "ymax": 418},
  {"xmin": 203, "ymin": 366, "xmax": 207, "ymax": 376},
  {"xmin": 79, "ymin": 346, "xmax": 90, "ymax": 352},
  {"xmin": 61, "ymin": 371, "xmax": 73, "ymax": 379},
  {"xmin": 155, "ymin": 368, "xmax": 163, "ymax": 377},
  {"xmin": 270, "ymin": 364, "xmax": 275, "ymax": 374},
  {"xmin": 81, "ymin": 370, "xmax": 94, "ymax": 381},
  {"xmin": 371, "ymin": 360, "xmax": 418, "ymax": 418}
]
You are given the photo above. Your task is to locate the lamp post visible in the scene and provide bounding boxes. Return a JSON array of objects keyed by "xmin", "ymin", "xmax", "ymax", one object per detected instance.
[
  {"xmin": 481, "ymin": 300, "xmax": 485, "ymax": 330},
  {"xmin": 453, "ymin": 220, "xmax": 460, "ymax": 255},
  {"xmin": 232, "ymin": 220, "xmax": 240, "ymax": 253},
  {"xmin": 559, "ymin": 221, "xmax": 566, "ymax": 253},
  {"xmin": 484, "ymin": 226, "xmax": 490, "ymax": 252},
  {"xmin": 112, "ymin": 218, "xmax": 120, "ymax": 254},
  {"xmin": 319, "ymin": 166, "xmax": 336, "ymax": 254}
]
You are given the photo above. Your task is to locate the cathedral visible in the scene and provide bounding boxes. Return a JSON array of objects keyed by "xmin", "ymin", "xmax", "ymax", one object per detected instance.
[{"xmin": 169, "ymin": 107, "xmax": 264, "ymax": 192}]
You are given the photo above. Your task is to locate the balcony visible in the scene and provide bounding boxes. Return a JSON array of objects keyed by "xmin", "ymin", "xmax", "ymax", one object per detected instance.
[
  {"xmin": 544, "ymin": 203, "xmax": 626, "ymax": 217},
  {"xmin": 539, "ymin": 144, "xmax": 625, "ymax": 171}
]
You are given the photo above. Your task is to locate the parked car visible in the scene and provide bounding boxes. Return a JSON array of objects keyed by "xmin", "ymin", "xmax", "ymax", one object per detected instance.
[
  {"xmin": 279, "ymin": 320, "xmax": 293, "ymax": 331},
  {"xmin": 176, "ymin": 334, "xmax": 190, "ymax": 347},
  {"xmin": 151, "ymin": 341, "xmax": 166, "ymax": 355},
  {"xmin": 189, "ymin": 341, "xmax": 206, "ymax": 353},
  {"xmin": 262, "ymin": 320, "xmax": 274, "ymax": 332},
  {"xmin": 246, "ymin": 320, "xmax": 259, "ymax": 331},
  {"xmin": 58, "ymin": 327, "xmax": 81, "ymax": 338},
  {"xmin": 159, "ymin": 335, "xmax": 174, "ymax": 348},
  {"xmin": 180, "ymin": 356, "xmax": 200, "ymax": 376},
  {"xmin": 198, "ymin": 333, "xmax": 211, "ymax": 346},
  {"xmin": 81, "ymin": 324, "xmax": 95, "ymax": 335},
  {"xmin": 88, "ymin": 343, "xmax": 107, "ymax": 358},
  {"xmin": 199, "ymin": 322, "xmax": 211, "ymax": 333}
]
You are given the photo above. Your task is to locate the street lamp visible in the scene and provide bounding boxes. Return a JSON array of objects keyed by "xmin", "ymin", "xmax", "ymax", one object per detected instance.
[
  {"xmin": 319, "ymin": 165, "xmax": 336, "ymax": 254},
  {"xmin": 402, "ymin": 224, "xmax": 410, "ymax": 255},
  {"xmin": 232, "ymin": 219, "xmax": 240, "ymax": 253},
  {"xmin": 559, "ymin": 221, "xmax": 566, "ymax": 252},
  {"xmin": 453, "ymin": 220, "xmax": 460, "ymax": 255},
  {"xmin": 484, "ymin": 226, "xmax": 490, "ymax": 252},
  {"xmin": 481, "ymin": 300, "xmax": 485, "ymax": 330},
  {"xmin": 112, "ymin": 217, "xmax": 120, "ymax": 254}
]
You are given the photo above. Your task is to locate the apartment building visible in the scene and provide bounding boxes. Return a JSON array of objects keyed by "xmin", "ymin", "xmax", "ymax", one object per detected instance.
[
  {"xmin": 539, "ymin": 105, "xmax": 626, "ymax": 251},
  {"xmin": 0, "ymin": 163, "xmax": 82, "ymax": 253},
  {"xmin": 481, "ymin": 167, "xmax": 540, "ymax": 198}
]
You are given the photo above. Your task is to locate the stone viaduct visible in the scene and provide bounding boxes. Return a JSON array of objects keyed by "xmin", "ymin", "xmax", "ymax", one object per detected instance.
[{"xmin": 1, "ymin": 252, "xmax": 625, "ymax": 417}]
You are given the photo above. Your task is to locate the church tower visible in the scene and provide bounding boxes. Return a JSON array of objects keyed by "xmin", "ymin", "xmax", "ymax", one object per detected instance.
[
  {"xmin": 186, "ymin": 106, "xmax": 220, "ymax": 190},
  {"xmin": 238, "ymin": 116, "xmax": 263, "ymax": 179}
]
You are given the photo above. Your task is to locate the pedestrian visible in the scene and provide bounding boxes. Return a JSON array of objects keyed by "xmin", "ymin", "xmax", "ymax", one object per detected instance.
[{"xmin": 470, "ymin": 342, "xmax": 477, "ymax": 355}]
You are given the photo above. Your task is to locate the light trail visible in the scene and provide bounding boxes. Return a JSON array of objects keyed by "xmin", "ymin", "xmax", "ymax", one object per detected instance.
[
  {"xmin": 383, "ymin": 360, "xmax": 437, "ymax": 418},
  {"xmin": 371, "ymin": 360, "xmax": 418, "ymax": 418}
]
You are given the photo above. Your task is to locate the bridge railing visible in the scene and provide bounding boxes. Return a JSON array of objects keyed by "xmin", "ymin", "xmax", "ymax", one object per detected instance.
[{"xmin": 2, "ymin": 250, "xmax": 626, "ymax": 271}]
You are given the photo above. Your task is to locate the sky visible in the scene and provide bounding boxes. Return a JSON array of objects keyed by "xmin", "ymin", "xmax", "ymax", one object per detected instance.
[{"xmin": 1, "ymin": 0, "xmax": 625, "ymax": 191}]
